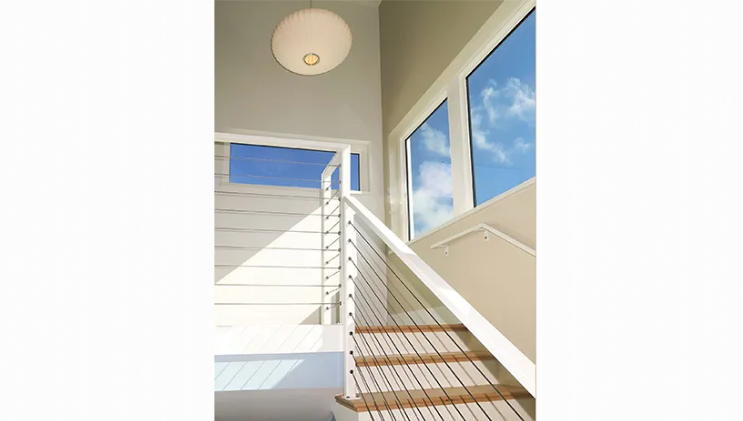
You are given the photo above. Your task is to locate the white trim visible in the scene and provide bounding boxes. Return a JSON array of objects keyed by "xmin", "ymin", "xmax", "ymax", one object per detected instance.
[
  {"xmin": 447, "ymin": 76, "xmax": 474, "ymax": 215},
  {"xmin": 386, "ymin": 0, "xmax": 536, "ymax": 240},
  {"xmin": 215, "ymin": 131, "xmax": 367, "ymax": 192},
  {"xmin": 407, "ymin": 177, "xmax": 535, "ymax": 248},
  {"xmin": 344, "ymin": 195, "xmax": 536, "ymax": 397},
  {"xmin": 430, "ymin": 223, "xmax": 536, "ymax": 257},
  {"xmin": 215, "ymin": 131, "xmax": 351, "ymax": 153}
]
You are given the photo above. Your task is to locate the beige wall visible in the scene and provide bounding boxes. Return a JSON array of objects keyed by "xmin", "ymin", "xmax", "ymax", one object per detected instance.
[
  {"xmin": 215, "ymin": 1, "xmax": 385, "ymax": 217},
  {"xmin": 378, "ymin": 0, "xmax": 505, "ymax": 228},
  {"xmin": 390, "ymin": 180, "xmax": 535, "ymax": 362},
  {"xmin": 379, "ymin": 0, "xmax": 503, "ymax": 139}
]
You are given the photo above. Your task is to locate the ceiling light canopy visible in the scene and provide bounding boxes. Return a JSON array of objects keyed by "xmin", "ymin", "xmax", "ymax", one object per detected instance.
[{"xmin": 271, "ymin": 8, "xmax": 353, "ymax": 76}]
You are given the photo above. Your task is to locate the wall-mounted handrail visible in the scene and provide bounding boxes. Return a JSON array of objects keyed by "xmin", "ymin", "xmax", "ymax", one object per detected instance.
[
  {"xmin": 343, "ymin": 195, "xmax": 536, "ymax": 397},
  {"xmin": 430, "ymin": 223, "xmax": 536, "ymax": 257}
]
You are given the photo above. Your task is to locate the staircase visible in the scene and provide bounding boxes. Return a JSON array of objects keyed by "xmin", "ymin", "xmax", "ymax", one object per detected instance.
[
  {"xmin": 332, "ymin": 324, "xmax": 534, "ymax": 421},
  {"xmin": 214, "ymin": 138, "xmax": 536, "ymax": 421}
]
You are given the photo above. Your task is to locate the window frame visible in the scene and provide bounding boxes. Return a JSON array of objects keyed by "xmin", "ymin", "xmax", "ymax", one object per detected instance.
[
  {"xmin": 390, "ymin": 0, "xmax": 536, "ymax": 242},
  {"xmin": 216, "ymin": 133, "xmax": 367, "ymax": 193},
  {"xmin": 465, "ymin": 8, "xmax": 536, "ymax": 206},
  {"xmin": 404, "ymin": 98, "xmax": 451, "ymax": 241}
]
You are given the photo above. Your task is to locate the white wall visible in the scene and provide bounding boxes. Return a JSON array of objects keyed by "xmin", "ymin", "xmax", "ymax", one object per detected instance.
[
  {"xmin": 389, "ymin": 180, "xmax": 536, "ymax": 362},
  {"xmin": 214, "ymin": 142, "xmax": 388, "ymax": 326},
  {"xmin": 215, "ymin": 0, "xmax": 384, "ymax": 218}
]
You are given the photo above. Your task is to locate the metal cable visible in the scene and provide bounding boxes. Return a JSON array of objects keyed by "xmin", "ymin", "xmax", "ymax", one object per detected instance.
[
  {"xmin": 350, "ymin": 262, "xmax": 468, "ymax": 421},
  {"xmin": 326, "ymin": 237, "xmax": 341, "ymax": 249},
  {"xmin": 215, "ymin": 190, "xmax": 337, "ymax": 201},
  {"xmin": 351, "ymin": 369, "xmax": 376, "ymax": 421},
  {"xmin": 215, "ymin": 227, "xmax": 339, "ymax": 235},
  {"xmin": 215, "ymin": 284, "xmax": 341, "ymax": 288},
  {"xmin": 214, "ymin": 265, "xmax": 340, "ymax": 269},
  {"xmin": 351, "ymin": 226, "xmax": 526, "ymax": 420},
  {"xmin": 215, "ymin": 208, "xmax": 339, "ymax": 218},
  {"xmin": 352, "ymin": 255, "xmax": 495, "ymax": 421},
  {"xmin": 215, "ymin": 246, "xmax": 338, "ymax": 252},
  {"xmin": 214, "ymin": 154, "xmax": 339, "ymax": 167},
  {"xmin": 215, "ymin": 173, "xmax": 322, "ymax": 183},
  {"xmin": 351, "ymin": 317, "xmax": 417, "ymax": 421},
  {"xmin": 350, "ymin": 334, "xmax": 401, "ymax": 421},
  {"xmin": 326, "ymin": 220, "xmax": 341, "ymax": 233},
  {"xmin": 326, "ymin": 205, "xmax": 341, "ymax": 217},
  {"xmin": 352, "ymin": 301, "xmax": 438, "ymax": 421},
  {"xmin": 215, "ymin": 302, "xmax": 340, "ymax": 306},
  {"xmin": 352, "ymin": 361, "xmax": 387, "ymax": 421},
  {"xmin": 326, "ymin": 189, "xmax": 341, "ymax": 205}
]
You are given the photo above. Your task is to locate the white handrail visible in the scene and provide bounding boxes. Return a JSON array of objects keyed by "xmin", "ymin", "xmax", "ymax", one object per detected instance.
[
  {"xmin": 343, "ymin": 195, "xmax": 536, "ymax": 397},
  {"xmin": 430, "ymin": 223, "xmax": 535, "ymax": 257}
]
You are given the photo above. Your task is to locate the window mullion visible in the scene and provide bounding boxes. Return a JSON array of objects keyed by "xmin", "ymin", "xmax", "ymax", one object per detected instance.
[{"xmin": 447, "ymin": 77, "xmax": 475, "ymax": 215}]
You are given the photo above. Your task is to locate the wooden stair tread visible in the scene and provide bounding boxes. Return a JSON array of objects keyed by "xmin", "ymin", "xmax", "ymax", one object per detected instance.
[
  {"xmin": 356, "ymin": 351, "xmax": 494, "ymax": 367},
  {"xmin": 336, "ymin": 384, "xmax": 530, "ymax": 412},
  {"xmin": 355, "ymin": 324, "xmax": 468, "ymax": 334}
]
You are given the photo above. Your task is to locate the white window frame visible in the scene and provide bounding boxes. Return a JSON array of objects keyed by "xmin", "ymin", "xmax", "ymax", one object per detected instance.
[
  {"xmin": 389, "ymin": 0, "xmax": 536, "ymax": 242},
  {"xmin": 215, "ymin": 132, "xmax": 369, "ymax": 193}
]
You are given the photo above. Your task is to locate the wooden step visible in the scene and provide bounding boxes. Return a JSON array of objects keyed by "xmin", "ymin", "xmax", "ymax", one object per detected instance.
[
  {"xmin": 336, "ymin": 384, "xmax": 530, "ymax": 412},
  {"xmin": 355, "ymin": 324, "xmax": 468, "ymax": 334},
  {"xmin": 355, "ymin": 351, "xmax": 494, "ymax": 367}
]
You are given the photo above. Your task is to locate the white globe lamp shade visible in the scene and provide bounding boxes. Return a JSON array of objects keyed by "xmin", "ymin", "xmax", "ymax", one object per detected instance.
[{"xmin": 271, "ymin": 8, "xmax": 353, "ymax": 76}]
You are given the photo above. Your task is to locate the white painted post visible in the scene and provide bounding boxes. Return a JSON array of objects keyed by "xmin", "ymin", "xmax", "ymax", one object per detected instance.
[
  {"xmin": 320, "ymin": 166, "xmax": 334, "ymax": 325},
  {"xmin": 339, "ymin": 145, "xmax": 357, "ymax": 398}
]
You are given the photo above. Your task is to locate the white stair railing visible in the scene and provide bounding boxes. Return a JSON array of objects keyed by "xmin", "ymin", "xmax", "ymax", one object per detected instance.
[{"xmin": 326, "ymin": 144, "xmax": 536, "ymax": 400}]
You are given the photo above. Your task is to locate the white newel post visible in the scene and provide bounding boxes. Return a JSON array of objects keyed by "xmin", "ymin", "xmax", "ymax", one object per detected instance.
[
  {"xmin": 320, "ymin": 165, "xmax": 334, "ymax": 325},
  {"xmin": 339, "ymin": 145, "xmax": 357, "ymax": 398}
]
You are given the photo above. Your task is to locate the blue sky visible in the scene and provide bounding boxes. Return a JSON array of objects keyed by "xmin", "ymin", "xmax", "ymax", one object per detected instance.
[
  {"xmin": 228, "ymin": 144, "xmax": 360, "ymax": 191},
  {"xmin": 408, "ymin": 10, "xmax": 535, "ymax": 238}
]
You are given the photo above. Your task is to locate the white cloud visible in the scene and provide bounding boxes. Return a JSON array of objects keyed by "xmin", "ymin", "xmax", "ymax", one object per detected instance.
[
  {"xmin": 469, "ymin": 77, "xmax": 535, "ymax": 165},
  {"xmin": 470, "ymin": 107, "xmax": 511, "ymax": 164},
  {"xmin": 412, "ymin": 161, "xmax": 453, "ymax": 235},
  {"xmin": 420, "ymin": 123, "xmax": 449, "ymax": 157},
  {"xmin": 480, "ymin": 77, "xmax": 535, "ymax": 126},
  {"xmin": 513, "ymin": 137, "xmax": 533, "ymax": 153}
]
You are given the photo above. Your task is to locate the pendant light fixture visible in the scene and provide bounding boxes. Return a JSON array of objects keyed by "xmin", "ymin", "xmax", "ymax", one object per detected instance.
[{"xmin": 271, "ymin": 1, "xmax": 353, "ymax": 76}]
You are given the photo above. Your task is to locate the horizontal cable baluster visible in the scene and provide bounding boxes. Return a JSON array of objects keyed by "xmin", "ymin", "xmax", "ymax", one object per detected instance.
[
  {"xmin": 326, "ymin": 220, "xmax": 341, "ymax": 233},
  {"xmin": 215, "ymin": 173, "xmax": 322, "ymax": 183},
  {"xmin": 215, "ymin": 302, "xmax": 340, "ymax": 306},
  {"xmin": 215, "ymin": 208, "xmax": 339, "ymax": 217},
  {"xmin": 351, "ymin": 225, "xmax": 526, "ymax": 421},
  {"xmin": 214, "ymin": 265, "xmax": 340, "ymax": 269},
  {"xmin": 215, "ymin": 245, "xmax": 339, "ymax": 252},
  {"xmin": 215, "ymin": 227, "xmax": 339, "ymax": 235},
  {"xmin": 215, "ymin": 190, "xmax": 338, "ymax": 201},
  {"xmin": 214, "ymin": 154, "xmax": 339, "ymax": 167},
  {"xmin": 325, "ymin": 189, "xmax": 341, "ymax": 204},
  {"xmin": 350, "ymin": 261, "xmax": 468, "ymax": 421},
  {"xmin": 326, "ymin": 237, "xmax": 341, "ymax": 249},
  {"xmin": 215, "ymin": 284, "xmax": 341, "ymax": 288}
]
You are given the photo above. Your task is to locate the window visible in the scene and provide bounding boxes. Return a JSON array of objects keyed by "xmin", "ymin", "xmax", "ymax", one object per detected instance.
[
  {"xmin": 227, "ymin": 144, "xmax": 360, "ymax": 191},
  {"xmin": 406, "ymin": 100, "xmax": 453, "ymax": 239},
  {"xmin": 467, "ymin": 9, "xmax": 535, "ymax": 206}
]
